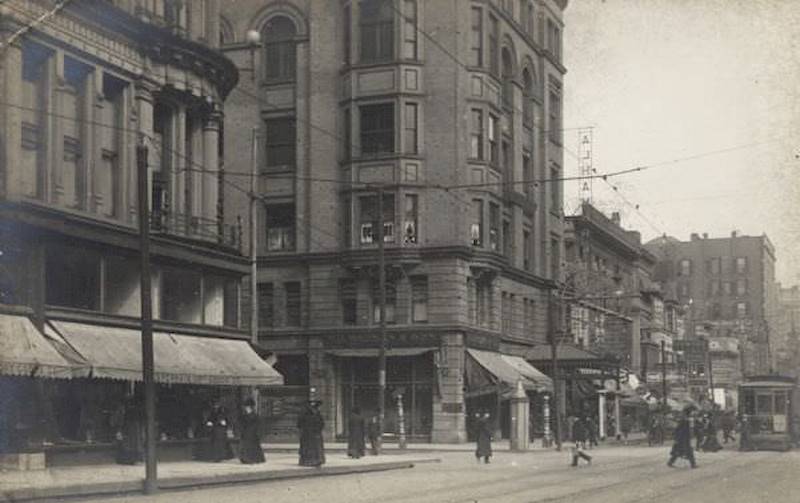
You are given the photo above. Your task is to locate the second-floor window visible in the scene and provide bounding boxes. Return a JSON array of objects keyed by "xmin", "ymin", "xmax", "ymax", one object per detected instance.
[
  {"xmin": 264, "ymin": 16, "xmax": 297, "ymax": 83},
  {"xmin": 360, "ymin": 103, "xmax": 395, "ymax": 155},
  {"xmin": 265, "ymin": 203, "xmax": 296, "ymax": 251},
  {"xmin": 359, "ymin": 193, "xmax": 395, "ymax": 244},
  {"xmin": 373, "ymin": 279, "xmax": 396, "ymax": 324},
  {"xmin": 264, "ymin": 117, "xmax": 296, "ymax": 170},
  {"xmin": 360, "ymin": 0, "xmax": 394, "ymax": 63}
]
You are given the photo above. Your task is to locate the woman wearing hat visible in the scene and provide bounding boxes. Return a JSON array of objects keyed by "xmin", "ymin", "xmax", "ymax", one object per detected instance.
[
  {"xmin": 239, "ymin": 398, "xmax": 265, "ymax": 464},
  {"xmin": 297, "ymin": 399, "xmax": 326, "ymax": 467}
]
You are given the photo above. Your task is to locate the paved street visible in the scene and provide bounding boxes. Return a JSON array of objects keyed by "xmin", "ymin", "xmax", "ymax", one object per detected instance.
[{"xmin": 85, "ymin": 444, "xmax": 795, "ymax": 503}]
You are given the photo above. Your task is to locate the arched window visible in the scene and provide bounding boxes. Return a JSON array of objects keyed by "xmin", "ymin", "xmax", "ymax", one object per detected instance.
[
  {"xmin": 263, "ymin": 16, "xmax": 296, "ymax": 83},
  {"xmin": 501, "ymin": 47, "xmax": 514, "ymax": 109},
  {"xmin": 522, "ymin": 67, "xmax": 533, "ymax": 126}
]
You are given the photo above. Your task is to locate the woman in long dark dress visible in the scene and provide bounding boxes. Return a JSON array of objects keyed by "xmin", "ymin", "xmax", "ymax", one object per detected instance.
[
  {"xmin": 239, "ymin": 399, "xmax": 265, "ymax": 464},
  {"xmin": 668, "ymin": 407, "xmax": 697, "ymax": 468},
  {"xmin": 298, "ymin": 401, "xmax": 326, "ymax": 467},
  {"xmin": 347, "ymin": 407, "xmax": 366, "ymax": 459},
  {"xmin": 208, "ymin": 405, "xmax": 234, "ymax": 462},
  {"xmin": 474, "ymin": 412, "xmax": 493, "ymax": 464}
]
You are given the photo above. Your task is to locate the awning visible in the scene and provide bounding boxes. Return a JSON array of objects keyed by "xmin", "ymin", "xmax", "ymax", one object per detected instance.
[
  {"xmin": 466, "ymin": 349, "xmax": 553, "ymax": 395},
  {"xmin": 325, "ymin": 348, "xmax": 436, "ymax": 358},
  {"xmin": 0, "ymin": 313, "xmax": 85, "ymax": 379},
  {"xmin": 49, "ymin": 321, "xmax": 283, "ymax": 386}
]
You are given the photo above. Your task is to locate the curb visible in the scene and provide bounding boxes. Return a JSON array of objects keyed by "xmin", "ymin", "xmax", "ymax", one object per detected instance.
[{"xmin": 0, "ymin": 459, "xmax": 439, "ymax": 503}]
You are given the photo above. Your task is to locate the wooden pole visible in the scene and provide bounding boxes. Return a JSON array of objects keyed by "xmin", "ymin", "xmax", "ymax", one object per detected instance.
[
  {"xmin": 377, "ymin": 186, "xmax": 387, "ymax": 453},
  {"xmin": 137, "ymin": 141, "xmax": 157, "ymax": 494},
  {"xmin": 249, "ymin": 127, "xmax": 258, "ymax": 345}
]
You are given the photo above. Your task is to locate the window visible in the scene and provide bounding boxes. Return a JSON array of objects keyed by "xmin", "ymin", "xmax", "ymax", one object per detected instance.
[
  {"xmin": 476, "ymin": 279, "xmax": 490, "ymax": 327},
  {"xmin": 522, "ymin": 152, "xmax": 533, "ymax": 198},
  {"xmin": 20, "ymin": 43, "xmax": 51, "ymax": 199},
  {"xmin": 264, "ymin": 117, "xmax": 296, "ymax": 170},
  {"xmin": 708, "ymin": 257, "xmax": 721, "ymax": 275},
  {"xmin": 258, "ymin": 282, "xmax": 274, "ymax": 328},
  {"xmin": 548, "ymin": 89, "xmax": 561, "ymax": 144},
  {"xmin": 488, "ymin": 114, "xmax": 499, "ymax": 165},
  {"xmin": 551, "ymin": 238, "xmax": 560, "ymax": 279},
  {"xmin": 502, "ymin": 219, "xmax": 512, "ymax": 257},
  {"xmin": 522, "ymin": 68, "xmax": 534, "ymax": 126},
  {"xmin": 550, "ymin": 166, "xmax": 560, "ymax": 209},
  {"xmin": 403, "ymin": 194, "xmax": 418, "ymax": 244},
  {"xmin": 360, "ymin": 103, "xmax": 394, "ymax": 155},
  {"xmin": 736, "ymin": 302, "xmax": 748, "ymax": 318},
  {"xmin": 97, "ymin": 73, "xmax": 127, "ymax": 216},
  {"xmin": 61, "ymin": 57, "xmax": 92, "ymax": 209},
  {"xmin": 470, "ymin": 7, "xmax": 483, "ymax": 67},
  {"xmin": 502, "ymin": 292, "xmax": 510, "ymax": 333},
  {"xmin": 265, "ymin": 203, "xmax": 296, "ymax": 251},
  {"xmin": 546, "ymin": 18, "xmax": 561, "ymax": 59},
  {"xmin": 523, "ymin": 229, "xmax": 532, "ymax": 271},
  {"xmin": 340, "ymin": 279, "xmax": 357, "ymax": 325},
  {"xmin": 372, "ymin": 280, "xmax": 396, "ymax": 324},
  {"xmin": 264, "ymin": 16, "xmax": 296, "ymax": 82},
  {"xmin": 360, "ymin": 0, "xmax": 394, "ymax": 63},
  {"xmin": 343, "ymin": 108, "xmax": 351, "ymax": 160},
  {"xmin": 402, "ymin": 0, "xmax": 418, "ymax": 59},
  {"xmin": 736, "ymin": 278, "xmax": 748, "ymax": 296},
  {"xmin": 526, "ymin": 2, "xmax": 535, "ymax": 36},
  {"xmin": 344, "ymin": 5, "xmax": 351, "ymax": 64},
  {"xmin": 285, "ymin": 281, "xmax": 301, "ymax": 326},
  {"xmin": 679, "ymin": 259, "xmax": 692, "ymax": 276},
  {"xmin": 411, "ymin": 276, "xmax": 428, "ymax": 322},
  {"xmin": 501, "ymin": 48, "xmax": 514, "ymax": 109},
  {"xmin": 45, "ymin": 245, "xmax": 100, "ymax": 310},
  {"xmin": 723, "ymin": 281, "xmax": 732, "ymax": 296},
  {"xmin": 359, "ymin": 193, "xmax": 395, "ymax": 244},
  {"xmin": 470, "ymin": 109, "xmax": 484, "ymax": 159},
  {"xmin": 736, "ymin": 257, "xmax": 748, "ymax": 274},
  {"xmin": 404, "ymin": 103, "xmax": 418, "ymax": 154},
  {"xmin": 160, "ymin": 267, "xmax": 202, "ymax": 324},
  {"xmin": 502, "ymin": 140, "xmax": 512, "ymax": 177},
  {"xmin": 710, "ymin": 280, "xmax": 720, "ymax": 296},
  {"xmin": 471, "ymin": 199, "xmax": 483, "ymax": 246},
  {"xmin": 489, "ymin": 203, "xmax": 500, "ymax": 252},
  {"xmin": 488, "ymin": 14, "xmax": 499, "ymax": 75}
]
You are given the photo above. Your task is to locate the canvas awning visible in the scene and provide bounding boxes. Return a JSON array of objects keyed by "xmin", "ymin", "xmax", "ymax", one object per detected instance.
[
  {"xmin": 466, "ymin": 349, "xmax": 553, "ymax": 396},
  {"xmin": 0, "ymin": 313, "xmax": 86, "ymax": 379},
  {"xmin": 48, "ymin": 321, "xmax": 283, "ymax": 386},
  {"xmin": 325, "ymin": 348, "xmax": 436, "ymax": 358}
]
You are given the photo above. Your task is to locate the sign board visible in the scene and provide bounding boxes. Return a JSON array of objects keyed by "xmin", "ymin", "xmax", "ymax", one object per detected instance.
[{"xmin": 774, "ymin": 414, "xmax": 787, "ymax": 433}]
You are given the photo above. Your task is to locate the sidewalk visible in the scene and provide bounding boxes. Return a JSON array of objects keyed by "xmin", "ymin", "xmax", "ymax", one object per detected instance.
[{"xmin": 0, "ymin": 452, "xmax": 440, "ymax": 503}]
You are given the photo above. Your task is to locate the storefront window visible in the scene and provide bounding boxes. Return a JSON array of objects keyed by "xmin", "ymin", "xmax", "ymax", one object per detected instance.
[{"xmin": 46, "ymin": 245, "xmax": 101, "ymax": 310}]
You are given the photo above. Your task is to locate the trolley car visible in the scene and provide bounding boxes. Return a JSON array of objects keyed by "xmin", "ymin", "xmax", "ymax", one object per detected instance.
[{"xmin": 738, "ymin": 375, "xmax": 798, "ymax": 451}]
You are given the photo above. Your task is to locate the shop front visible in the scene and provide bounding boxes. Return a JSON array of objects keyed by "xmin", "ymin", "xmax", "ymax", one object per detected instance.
[{"xmin": 0, "ymin": 315, "xmax": 283, "ymax": 467}]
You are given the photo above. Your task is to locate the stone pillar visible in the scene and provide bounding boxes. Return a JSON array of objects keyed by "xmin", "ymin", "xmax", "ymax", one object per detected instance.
[
  {"xmin": 431, "ymin": 334, "xmax": 466, "ymax": 443},
  {"xmin": 614, "ymin": 393, "xmax": 621, "ymax": 439},
  {"xmin": 597, "ymin": 390, "xmax": 607, "ymax": 440},
  {"xmin": 202, "ymin": 111, "xmax": 221, "ymax": 226},
  {"xmin": 1, "ymin": 40, "xmax": 23, "ymax": 199},
  {"xmin": 542, "ymin": 393, "xmax": 552, "ymax": 447},
  {"xmin": 509, "ymin": 381, "xmax": 529, "ymax": 451}
]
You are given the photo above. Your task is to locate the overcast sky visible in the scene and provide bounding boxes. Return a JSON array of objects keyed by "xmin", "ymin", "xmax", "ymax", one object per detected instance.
[{"xmin": 562, "ymin": 0, "xmax": 800, "ymax": 285}]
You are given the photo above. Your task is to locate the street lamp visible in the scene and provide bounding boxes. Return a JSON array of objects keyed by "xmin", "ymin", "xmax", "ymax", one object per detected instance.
[{"xmin": 245, "ymin": 30, "xmax": 262, "ymax": 82}]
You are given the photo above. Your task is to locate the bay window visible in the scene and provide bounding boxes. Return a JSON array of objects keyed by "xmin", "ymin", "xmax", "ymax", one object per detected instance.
[{"xmin": 360, "ymin": 0, "xmax": 394, "ymax": 63}]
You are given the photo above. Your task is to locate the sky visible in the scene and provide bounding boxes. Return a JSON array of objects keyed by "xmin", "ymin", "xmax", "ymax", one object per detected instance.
[{"xmin": 562, "ymin": 0, "xmax": 800, "ymax": 285}]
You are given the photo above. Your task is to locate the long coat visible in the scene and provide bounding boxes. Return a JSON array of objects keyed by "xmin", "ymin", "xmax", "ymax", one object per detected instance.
[
  {"xmin": 670, "ymin": 418, "xmax": 694, "ymax": 459},
  {"xmin": 572, "ymin": 418, "xmax": 588, "ymax": 443},
  {"xmin": 347, "ymin": 412, "xmax": 366, "ymax": 458},
  {"xmin": 208, "ymin": 409, "xmax": 235, "ymax": 462},
  {"xmin": 239, "ymin": 410, "xmax": 265, "ymax": 464},
  {"xmin": 475, "ymin": 417, "xmax": 493, "ymax": 458},
  {"xmin": 298, "ymin": 405, "xmax": 326, "ymax": 466}
]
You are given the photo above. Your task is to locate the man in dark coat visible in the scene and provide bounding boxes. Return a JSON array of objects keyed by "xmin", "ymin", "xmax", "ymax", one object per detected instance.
[
  {"xmin": 347, "ymin": 407, "xmax": 366, "ymax": 459},
  {"xmin": 208, "ymin": 405, "xmax": 235, "ymax": 462},
  {"xmin": 367, "ymin": 414, "xmax": 381, "ymax": 455},
  {"xmin": 586, "ymin": 416, "xmax": 598, "ymax": 448},
  {"xmin": 570, "ymin": 417, "xmax": 592, "ymax": 466},
  {"xmin": 297, "ymin": 400, "xmax": 326, "ymax": 467},
  {"xmin": 239, "ymin": 398, "xmax": 265, "ymax": 464},
  {"xmin": 700, "ymin": 412, "xmax": 722, "ymax": 452},
  {"xmin": 668, "ymin": 407, "xmax": 697, "ymax": 468},
  {"xmin": 474, "ymin": 412, "xmax": 493, "ymax": 464}
]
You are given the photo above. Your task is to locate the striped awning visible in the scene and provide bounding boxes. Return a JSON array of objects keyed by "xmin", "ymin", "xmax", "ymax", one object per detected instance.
[
  {"xmin": 49, "ymin": 321, "xmax": 283, "ymax": 386},
  {"xmin": 0, "ymin": 313, "xmax": 85, "ymax": 379},
  {"xmin": 466, "ymin": 349, "xmax": 553, "ymax": 395}
]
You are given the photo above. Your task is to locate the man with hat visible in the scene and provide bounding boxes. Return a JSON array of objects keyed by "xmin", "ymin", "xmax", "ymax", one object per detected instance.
[{"xmin": 668, "ymin": 406, "xmax": 698, "ymax": 468}]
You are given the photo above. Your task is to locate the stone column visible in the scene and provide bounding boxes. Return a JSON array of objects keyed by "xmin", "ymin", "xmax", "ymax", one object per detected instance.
[
  {"xmin": 1, "ymin": 40, "xmax": 23, "ymax": 198},
  {"xmin": 431, "ymin": 334, "xmax": 466, "ymax": 443},
  {"xmin": 614, "ymin": 393, "xmax": 622, "ymax": 439},
  {"xmin": 597, "ymin": 390, "xmax": 607, "ymax": 440},
  {"xmin": 542, "ymin": 393, "xmax": 552, "ymax": 447},
  {"xmin": 202, "ymin": 111, "xmax": 221, "ymax": 227},
  {"xmin": 509, "ymin": 381, "xmax": 529, "ymax": 451}
]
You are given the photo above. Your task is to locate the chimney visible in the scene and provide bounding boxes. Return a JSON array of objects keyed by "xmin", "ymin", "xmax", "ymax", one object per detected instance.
[
  {"xmin": 702, "ymin": 233, "xmax": 708, "ymax": 239},
  {"xmin": 731, "ymin": 230, "xmax": 738, "ymax": 238},
  {"xmin": 611, "ymin": 212, "xmax": 621, "ymax": 226},
  {"xmin": 690, "ymin": 233, "xmax": 700, "ymax": 241}
]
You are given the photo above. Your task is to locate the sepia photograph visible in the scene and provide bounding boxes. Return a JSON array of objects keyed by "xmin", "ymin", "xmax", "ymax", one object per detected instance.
[{"xmin": 0, "ymin": 0, "xmax": 798, "ymax": 501}]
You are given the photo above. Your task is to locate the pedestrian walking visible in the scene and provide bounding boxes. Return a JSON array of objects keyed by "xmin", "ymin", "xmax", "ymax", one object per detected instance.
[
  {"xmin": 474, "ymin": 411, "xmax": 493, "ymax": 464},
  {"xmin": 620, "ymin": 413, "xmax": 632, "ymax": 444},
  {"xmin": 297, "ymin": 400, "xmax": 326, "ymax": 467},
  {"xmin": 347, "ymin": 407, "xmax": 366, "ymax": 459},
  {"xmin": 693, "ymin": 413, "xmax": 705, "ymax": 450},
  {"xmin": 668, "ymin": 407, "xmax": 697, "ymax": 469},
  {"xmin": 238, "ymin": 398, "xmax": 265, "ymax": 464},
  {"xmin": 112, "ymin": 397, "xmax": 142, "ymax": 465},
  {"xmin": 586, "ymin": 416, "xmax": 598, "ymax": 448},
  {"xmin": 367, "ymin": 413, "xmax": 381, "ymax": 455},
  {"xmin": 570, "ymin": 417, "xmax": 592, "ymax": 467},
  {"xmin": 720, "ymin": 411, "xmax": 736, "ymax": 444},
  {"xmin": 208, "ymin": 404, "xmax": 234, "ymax": 462},
  {"xmin": 700, "ymin": 412, "xmax": 722, "ymax": 452},
  {"xmin": 738, "ymin": 414, "xmax": 752, "ymax": 451}
]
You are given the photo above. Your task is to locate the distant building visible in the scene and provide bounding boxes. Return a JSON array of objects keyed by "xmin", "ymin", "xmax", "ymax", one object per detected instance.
[
  {"xmin": 646, "ymin": 231, "xmax": 779, "ymax": 407},
  {"xmin": 775, "ymin": 284, "xmax": 800, "ymax": 377}
]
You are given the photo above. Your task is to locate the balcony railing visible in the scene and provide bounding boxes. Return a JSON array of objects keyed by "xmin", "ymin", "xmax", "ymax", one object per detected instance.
[{"xmin": 150, "ymin": 210, "xmax": 242, "ymax": 251}]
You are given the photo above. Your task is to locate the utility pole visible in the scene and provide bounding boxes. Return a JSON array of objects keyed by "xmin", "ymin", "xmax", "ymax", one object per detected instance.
[
  {"xmin": 550, "ymin": 290, "xmax": 562, "ymax": 451},
  {"xmin": 249, "ymin": 127, "xmax": 259, "ymax": 345},
  {"xmin": 707, "ymin": 339, "xmax": 715, "ymax": 404},
  {"xmin": 376, "ymin": 185, "xmax": 387, "ymax": 454},
  {"xmin": 661, "ymin": 340, "xmax": 667, "ymax": 408},
  {"xmin": 136, "ymin": 141, "xmax": 157, "ymax": 494}
]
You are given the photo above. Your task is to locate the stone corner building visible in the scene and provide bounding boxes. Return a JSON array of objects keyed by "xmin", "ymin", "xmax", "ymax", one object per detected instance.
[{"xmin": 221, "ymin": 0, "xmax": 568, "ymax": 442}]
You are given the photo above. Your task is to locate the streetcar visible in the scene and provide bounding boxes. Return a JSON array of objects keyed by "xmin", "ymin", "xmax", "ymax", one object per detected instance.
[{"xmin": 738, "ymin": 375, "xmax": 798, "ymax": 451}]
